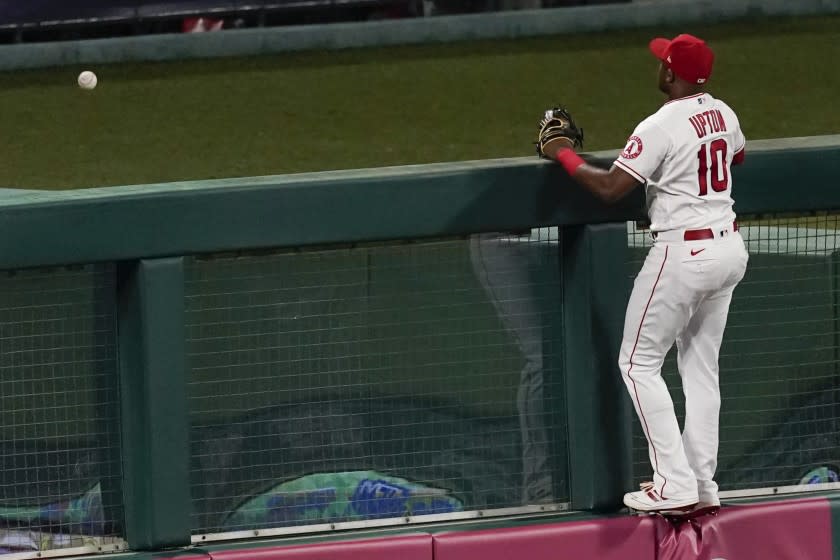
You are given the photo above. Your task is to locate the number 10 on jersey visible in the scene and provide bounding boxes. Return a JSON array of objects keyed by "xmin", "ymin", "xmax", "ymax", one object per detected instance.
[{"xmin": 697, "ymin": 139, "xmax": 729, "ymax": 196}]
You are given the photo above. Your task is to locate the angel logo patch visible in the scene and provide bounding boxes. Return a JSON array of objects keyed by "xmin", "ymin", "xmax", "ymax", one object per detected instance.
[{"xmin": 622, "ymin": 136, "xmax": 643, "ymax": 160}]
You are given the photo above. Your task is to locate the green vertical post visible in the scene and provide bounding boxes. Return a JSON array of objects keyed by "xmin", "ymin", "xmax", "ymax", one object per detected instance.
[
  {"xmin": 560, "ymin": 223, "xmax": 633, "ymax": 511},
  {"xmin": 117, "ymin": 258, "xmax": 191, "ymax": 550}
]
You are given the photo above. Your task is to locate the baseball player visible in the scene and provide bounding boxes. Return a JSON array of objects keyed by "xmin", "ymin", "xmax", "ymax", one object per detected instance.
[{"xmin": 537, "ymin": 34, "xmax": 749, "ymax": 512}]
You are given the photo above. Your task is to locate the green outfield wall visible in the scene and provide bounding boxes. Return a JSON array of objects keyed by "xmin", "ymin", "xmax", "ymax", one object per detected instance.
[{"xmin": 0, "ymin": 135, "xmax": 838, "ymax": 558}]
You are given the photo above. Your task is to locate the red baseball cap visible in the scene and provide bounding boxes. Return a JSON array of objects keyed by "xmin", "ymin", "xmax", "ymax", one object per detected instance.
[{"xmin": 649, "ymin": 34, "xmax": 714, "ymax": 85}]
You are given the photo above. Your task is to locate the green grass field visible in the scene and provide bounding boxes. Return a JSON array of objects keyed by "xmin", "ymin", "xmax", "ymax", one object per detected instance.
[{"xmin": 0, "ymin": 15, "xmax": 838, "ymax": 189}]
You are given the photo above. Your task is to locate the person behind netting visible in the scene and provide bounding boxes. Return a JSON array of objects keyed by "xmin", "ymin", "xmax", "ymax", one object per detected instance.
[{"xmin": 469, "ymin": 229, "xmax": 557, "ymax": 504}]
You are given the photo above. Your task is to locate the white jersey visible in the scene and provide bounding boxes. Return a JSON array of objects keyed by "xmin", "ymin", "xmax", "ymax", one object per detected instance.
[{"xmin": 614, "ymin": 92, "xmax": 745, "ymax": 232}]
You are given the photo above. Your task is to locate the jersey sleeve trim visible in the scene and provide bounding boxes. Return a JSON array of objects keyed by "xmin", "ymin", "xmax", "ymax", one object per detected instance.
[{"xmin": 614, "ymin": 160, "xmax": 646, "ymax": 184}]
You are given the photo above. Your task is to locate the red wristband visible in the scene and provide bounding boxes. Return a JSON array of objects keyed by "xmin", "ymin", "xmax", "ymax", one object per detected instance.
[{"xmin": 555, "ymin": 148, "xmax": 585, "ymax": 175}]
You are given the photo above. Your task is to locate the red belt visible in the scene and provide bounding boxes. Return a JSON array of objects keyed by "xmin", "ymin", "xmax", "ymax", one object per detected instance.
[{"xmin": 682, "ymin": 221, "xmax": 739, "ymax": 241}]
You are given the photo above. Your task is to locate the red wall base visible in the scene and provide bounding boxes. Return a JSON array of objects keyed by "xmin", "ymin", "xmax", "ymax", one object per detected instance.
[
  {"xmin": 212, "ymin": 534, "xmax": 433, "ymax": 560},
  {"xmin": 162, "ymin": 497, "xmax": 833, "ymax": 560},
  {"xmin": 656, "ymin": 497, "xmax": 831, "ymax": 560},
  {"xmin": 434, "ymin": 516, "xmax": 655, "ymax": 560}
]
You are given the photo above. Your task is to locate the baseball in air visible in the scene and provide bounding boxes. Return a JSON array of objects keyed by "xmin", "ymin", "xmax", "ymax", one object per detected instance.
[{"xmin": 77, "ymin": 71, "xmax": 98, "ymax": 90}]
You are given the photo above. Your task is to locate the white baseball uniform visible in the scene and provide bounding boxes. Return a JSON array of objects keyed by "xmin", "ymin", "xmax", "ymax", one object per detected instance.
[{"xmin": 615, "ymin": 92, "xmax": 749, "ymax": 504}]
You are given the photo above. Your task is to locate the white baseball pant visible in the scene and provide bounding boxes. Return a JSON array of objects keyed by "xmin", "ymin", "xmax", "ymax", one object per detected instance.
[{"xmin": 619, "ymin": 222, "xmax": 748, "ymax": 503}]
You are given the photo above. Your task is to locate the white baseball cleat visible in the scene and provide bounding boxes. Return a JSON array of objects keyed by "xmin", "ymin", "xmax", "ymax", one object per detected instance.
[
  {"xmin": 698, "ymin": 497, "xmax": 720, "ymax": 508},
  {"xmin": 624, "ymin": 481, "xmax": 698, "ymax": 513},
  {"xmin": 690, "ymin": 502, "xmax": 721, "ymax": 517}
]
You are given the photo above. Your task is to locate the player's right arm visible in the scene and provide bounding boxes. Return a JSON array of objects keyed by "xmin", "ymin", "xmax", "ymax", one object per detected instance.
[
  {"xmin": 552, "ymin": 119, "xmax": 671, "ymax": 203},
  {"xmin": 556, "ymin": 160, "xmax": 642, "ymax": 203}
]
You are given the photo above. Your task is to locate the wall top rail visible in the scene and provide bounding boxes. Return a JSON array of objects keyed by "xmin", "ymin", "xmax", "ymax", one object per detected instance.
[{"xmin": 0, "ymin": 134, "xmax": 838, "ymax": 270}]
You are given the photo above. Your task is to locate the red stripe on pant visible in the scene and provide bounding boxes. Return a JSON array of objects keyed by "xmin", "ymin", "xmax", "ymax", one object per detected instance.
[{"xmin": 627, "ymin": 246, "xmax": 669, "ymax": 498}]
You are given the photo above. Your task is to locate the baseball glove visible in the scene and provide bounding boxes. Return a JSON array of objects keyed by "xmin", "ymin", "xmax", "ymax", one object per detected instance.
[{"xmin": 535, "ymin": 106, "xmax": 584, "ymax": 158}]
